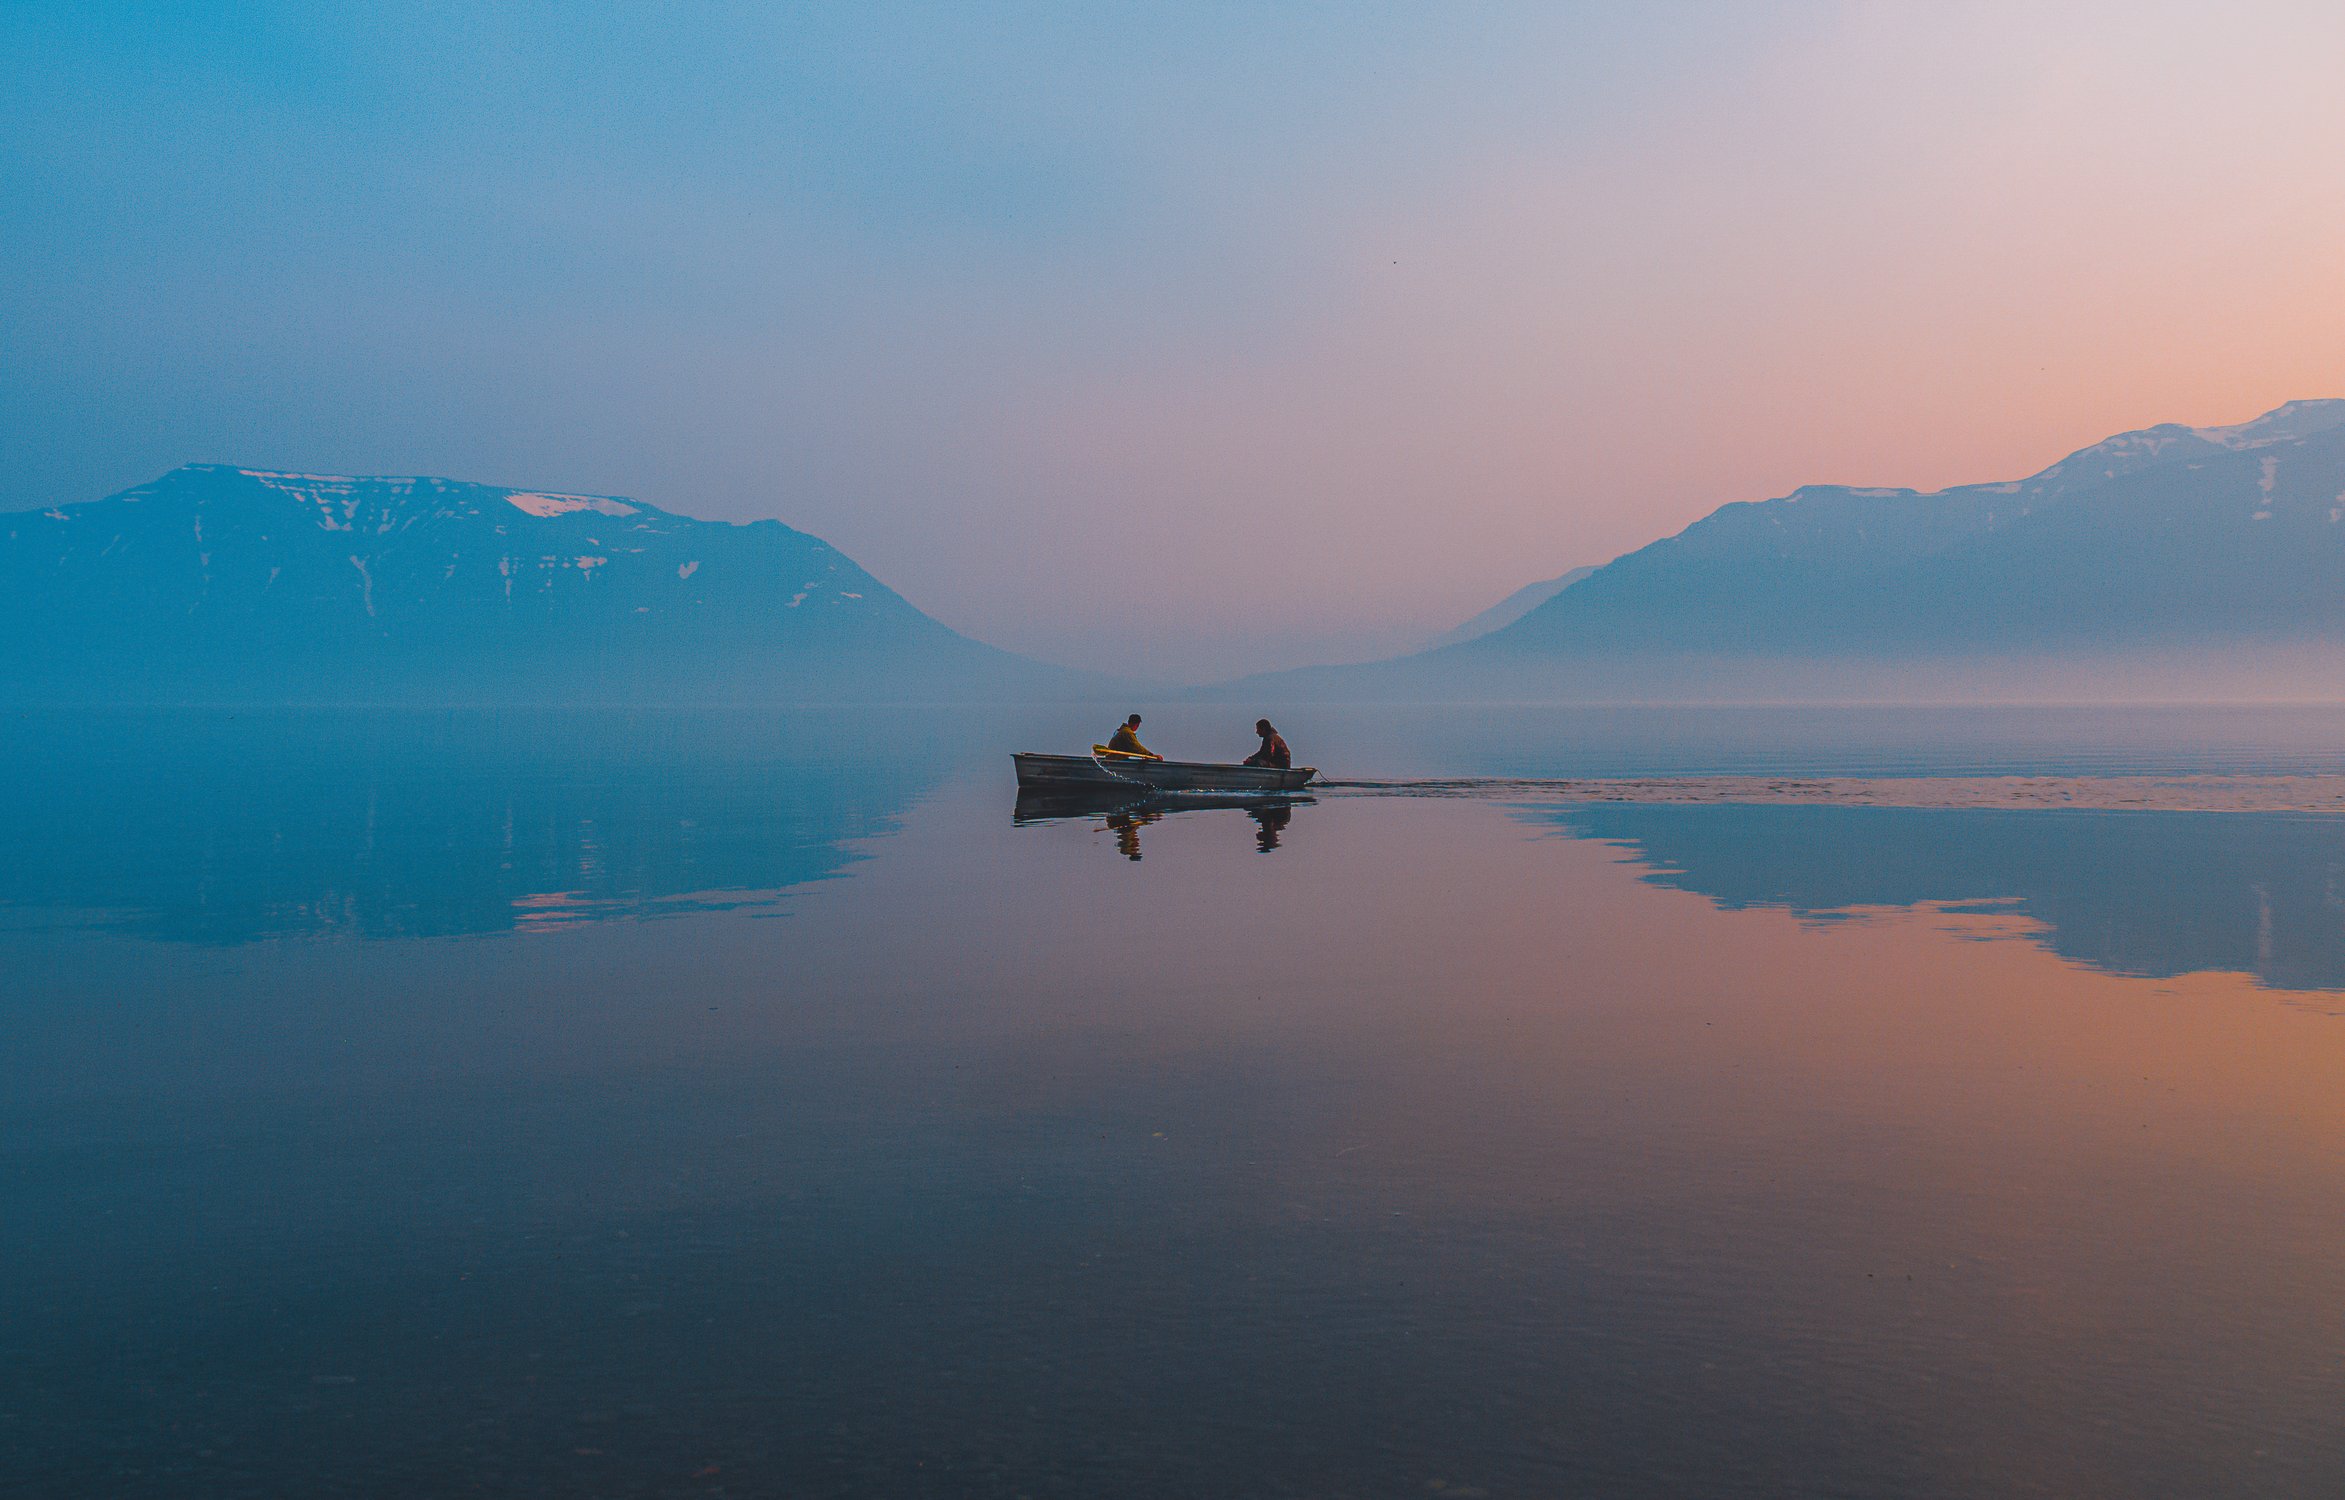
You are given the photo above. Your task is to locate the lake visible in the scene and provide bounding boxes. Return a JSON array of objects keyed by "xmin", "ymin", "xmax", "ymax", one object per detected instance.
[{"xmin": 7, "ymin": 705, "xmax": 2345, "ymax": 1498}]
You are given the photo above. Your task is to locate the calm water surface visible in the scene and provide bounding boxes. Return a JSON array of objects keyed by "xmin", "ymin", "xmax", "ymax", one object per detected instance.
[{"xmin": 6, "ymin": 707, "xmax": 2345, "ymax": 1498}]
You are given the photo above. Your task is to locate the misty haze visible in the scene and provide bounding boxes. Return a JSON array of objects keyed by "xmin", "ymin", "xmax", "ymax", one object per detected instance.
[{"xmin": 8, "ymin": 6, "xmax": 2345, "ymax": 1500}]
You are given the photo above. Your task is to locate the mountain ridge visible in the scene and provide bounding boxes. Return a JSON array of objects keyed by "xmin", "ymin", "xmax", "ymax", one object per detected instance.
[
  {"xmin": 0, "ymin": 464, "xmax": 1057, "ymax": 702},
  {"xmin": 1420, "ymin": 566, "xmax": 1598, "ymax": 652},
  {"xmin": 1206, "ymin": 399, "xmax": 2345, "ymax": 701}
]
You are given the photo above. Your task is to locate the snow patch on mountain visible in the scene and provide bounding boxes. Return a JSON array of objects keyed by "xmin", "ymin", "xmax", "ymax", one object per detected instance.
[
  {"xmin": 506, "ymin": 492, "xmax": 639, "ymax": 518},
  {"xmin": 2192, "ymin": 399, "xmax": 2345, "ymax": 450}
]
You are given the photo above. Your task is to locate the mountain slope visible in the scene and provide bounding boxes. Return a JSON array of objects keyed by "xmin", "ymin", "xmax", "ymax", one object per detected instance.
[
  {"xmin": 1212, "ymin": 399, "xmax": 2345, "ymax": 701},
  {"xmin": 0, "ymin": 465, "xmax": 1044, "ymax": 701},
  {"xmin": 1420, "ymin": 566, "xmax": 1597, "ymax": 651},
  {"xmin": 1484, "ymin": 398, "xmax": 2345, "ymax": 657}
]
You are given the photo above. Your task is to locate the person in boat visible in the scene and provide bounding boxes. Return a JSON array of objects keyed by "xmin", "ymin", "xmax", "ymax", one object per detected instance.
[
  {"xmin": 1243, "ymin": 719, "xmax": 1291, "ymax": 770},
  {"xmin": 1105, "ymin": 714, "xmax": 1161, "ymax": 760}
]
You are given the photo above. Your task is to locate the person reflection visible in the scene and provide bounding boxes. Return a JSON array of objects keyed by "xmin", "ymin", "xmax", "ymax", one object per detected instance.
[
  {"xmin": 1249, "ymin": 802, "xmax": 1293, "ymax": 853},
  {"xmin": 1104, "ymin": 807, "xmax": 1161, "ymax": 860}
]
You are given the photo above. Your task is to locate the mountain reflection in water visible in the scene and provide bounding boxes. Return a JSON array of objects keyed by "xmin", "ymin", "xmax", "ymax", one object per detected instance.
[
  {"xmin": 1537, "ymin": 802, "xmax": 2345, "ymax": 991},
  {"xmin": 12, "ymin": 711, "xmax": 2345, "ymax": 1497},
  {"xmin": 0, "ymin": 711, "xmax": 941, "ymax": 943}
]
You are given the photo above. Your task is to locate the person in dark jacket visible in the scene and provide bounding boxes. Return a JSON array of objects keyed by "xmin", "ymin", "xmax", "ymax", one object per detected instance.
[{"xmin": 1243, "ymin": 719, "xmax": 1291, "ymax": 769}]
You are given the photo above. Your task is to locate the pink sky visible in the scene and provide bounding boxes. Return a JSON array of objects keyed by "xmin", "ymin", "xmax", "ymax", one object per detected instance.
[
  {"xmin": 923, "ymin": 4, "xmax": 2345, "ymax": 676},
  {"xmin": 7, "ymin": 2, "xmax": 2344, "ymax": 679}
]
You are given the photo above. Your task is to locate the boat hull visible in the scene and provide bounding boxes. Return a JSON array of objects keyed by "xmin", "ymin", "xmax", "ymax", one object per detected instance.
[
  {"xmin": 1012, "ymin": 752, "xmax": 1131, "ymax": 789},
  {"xmin": 1013, "ymin": 751, "xmax": 1316, "ymax": 794}
]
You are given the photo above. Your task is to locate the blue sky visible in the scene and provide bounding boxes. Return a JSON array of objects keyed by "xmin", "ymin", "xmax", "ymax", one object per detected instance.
[{"xmin": 5, "ymin": 2, "xmax": 2341, "ymax": 677}]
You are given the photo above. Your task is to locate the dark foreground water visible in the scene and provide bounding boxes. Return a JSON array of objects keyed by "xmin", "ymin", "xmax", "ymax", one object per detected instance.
[{"xmin": 7, "ymin": 706, "xmax": 2345, "ymax": 1498}]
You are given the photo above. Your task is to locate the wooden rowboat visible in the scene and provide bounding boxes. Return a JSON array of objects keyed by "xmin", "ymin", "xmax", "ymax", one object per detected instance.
[{"xmin": 1012, "ymin": 749, "xmax": 1317, "ymax": 795}]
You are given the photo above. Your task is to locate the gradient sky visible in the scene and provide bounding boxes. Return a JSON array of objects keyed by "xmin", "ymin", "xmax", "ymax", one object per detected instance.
[{"xmin": 5, "ymin": 2, "xmax": 2344, "ymax": 679}]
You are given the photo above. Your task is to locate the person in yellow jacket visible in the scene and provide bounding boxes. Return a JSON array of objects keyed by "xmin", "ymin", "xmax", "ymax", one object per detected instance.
[{"xmin": 1104, "ymin": 713, "xmax": 1161, "ymax": 760}]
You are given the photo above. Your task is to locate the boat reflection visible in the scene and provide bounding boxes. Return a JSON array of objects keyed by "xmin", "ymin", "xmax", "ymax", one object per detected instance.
[{"xmin": 1013, "ymin": 787, "xmax": 1311, "ymax": 858}]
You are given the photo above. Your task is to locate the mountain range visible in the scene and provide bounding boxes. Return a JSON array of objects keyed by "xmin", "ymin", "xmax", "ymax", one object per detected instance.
[
  {"xmin": 1228, "ymin": 398, "xmax": 2345, "ymax": 700},
  {"xmin": 0, "ymin": 465, "xmax": 1043, "ymax": 701},
  {"xmin": 12, "ymin": 401, "xmax": 2345, "ymax": 705}
]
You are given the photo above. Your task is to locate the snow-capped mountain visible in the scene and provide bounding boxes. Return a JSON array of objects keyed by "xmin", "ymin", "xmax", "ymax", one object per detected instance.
[
  {"xmin": 1473, "ymin": 398, "xmax": 2345, "ymax": 659},
  {"xmin": 1209, "ymin": 399, "xmax": 2345, "ymax": 700},
  {"xmin": 0, "ymin": 465, "xmax": 1037, "ymax": 700}
]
